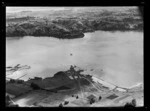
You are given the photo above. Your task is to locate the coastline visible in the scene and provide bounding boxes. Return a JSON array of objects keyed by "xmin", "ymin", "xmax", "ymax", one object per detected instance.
[
  {"xmin": 6, "ymin": 8, "xmax": 143, "ymax": 39},
  {"xmin": 6, "ymin": 65, "xmax": 143, "ymax": 107},
  {"xmin": 6, "ymin": 7, "xmax": 143, "ymax": 107}
]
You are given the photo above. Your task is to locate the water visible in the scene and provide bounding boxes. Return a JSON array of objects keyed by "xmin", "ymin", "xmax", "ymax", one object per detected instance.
[{"xmin": 6, "ymin": 31, "xmax": 143, "ymax": 88}]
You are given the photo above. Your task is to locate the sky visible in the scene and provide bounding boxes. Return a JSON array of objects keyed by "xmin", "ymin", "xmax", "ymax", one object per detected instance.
[
  {"xmin": 6, "ymin": 7, "xmax": 66, "ymax": 13},
  {"xmin": 6, "ymin": 6, "xmax": 138, "ymax": 13}
]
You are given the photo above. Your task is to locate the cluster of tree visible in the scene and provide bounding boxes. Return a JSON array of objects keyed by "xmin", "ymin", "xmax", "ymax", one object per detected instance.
[
  {"xmin": 64, "ymin": 101, "xmax": 69, "ymax": 105},
  {"xmin": 6, "ymin": 16, "xmax": 35, "ymax": 23},
  {"xmin": 8, "ymin": 79, "xmax": 24, "ymax": 84},
  {"xmin": 59, "ymin": 103, "xmax": 63, "ymax": 107},
  {"xmin": 6, "ymin": 12, "xmax": 143, "ymax": 38},
  {"xmin": 124, "ymin": 99, "xmax": 136, "ymax": 107},
  {"xmin": 89, "ymin": 98, "xmax": 95, "ymax": 104},
  {"xmin": 30, "ymin": 82, "xmax": 41, "ymax": 90}
]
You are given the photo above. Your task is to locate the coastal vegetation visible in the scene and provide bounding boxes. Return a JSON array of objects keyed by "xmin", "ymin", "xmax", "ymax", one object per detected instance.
[{"xmin": 6, "ymin": 8, "xmax": 143, "ymax": 38}]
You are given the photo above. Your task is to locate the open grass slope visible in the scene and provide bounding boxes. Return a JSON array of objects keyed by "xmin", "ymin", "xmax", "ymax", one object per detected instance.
[{"xmin": 6, "ymin": 65, "xmax": 143, "ymax": 107}]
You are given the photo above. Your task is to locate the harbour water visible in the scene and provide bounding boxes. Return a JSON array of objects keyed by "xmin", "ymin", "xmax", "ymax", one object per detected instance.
[{"xmin": 6, "ymin": 31, "xmax": 143, "ymax": 88}]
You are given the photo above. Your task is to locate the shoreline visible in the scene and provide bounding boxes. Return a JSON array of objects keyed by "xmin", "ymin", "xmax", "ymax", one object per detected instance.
[
  {"xmin": 6, "ymin": 8, "xmax": 143, "ymax": 39},
  {"xmin": 6, "ymin": 29, "xmax": 143, "ymax": 39},
  {"xmin": 6, "ymin": 7, "xmax": 143, "ymax": 107},
  {"xmin": 6, "ymin": 64, "xmax": 143, "ymax": 91},
  {"xmin": 6, "ymin": 65, "xmax": 143, "ymax": 107}
]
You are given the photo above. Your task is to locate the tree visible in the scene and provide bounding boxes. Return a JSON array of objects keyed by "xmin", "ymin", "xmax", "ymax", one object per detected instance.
[
  {"xmin": 59, "ymin": 103, "xmax": 63, "ymax": 107},
  {"xmin": 10, "ymin": 79, "xmax": 15, "ymax": 83},
  {"xmin": 64, "ymin": 101, "xmax": 69, "ymax": 105},
  {"xmin": 99, "ymin": 96, "xmax": 102, "ymax": 100},
  {"xmin": 89, "ymin": 98, "xmax": 95, "ymax": 104},
  {"xmin": 30, "ymin": 82, "xmax": 41, "ymax": 90},
  {"xmin": 9, "ymin": 104, "xmax": 19, "ymax": 107},
  {"xmin": 124, "ymin": 99, "xmax": 136, "ymax": 107},
  {"xmin": 131, "ymin": 99, "xmax": 136, "ymax": 107},
  {"xmin": 17, "ymin": 80, "xmax": 24, "ymax": 84},
  {"xmin": 76, "ymin": 96, "xmax": 79, "ymax": 99}
]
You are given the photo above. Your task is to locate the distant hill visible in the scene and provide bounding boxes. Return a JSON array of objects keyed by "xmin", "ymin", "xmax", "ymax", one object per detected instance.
[{"xmin": 6, "ymin": 7, "xmax": 143, "ymax": 38}]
